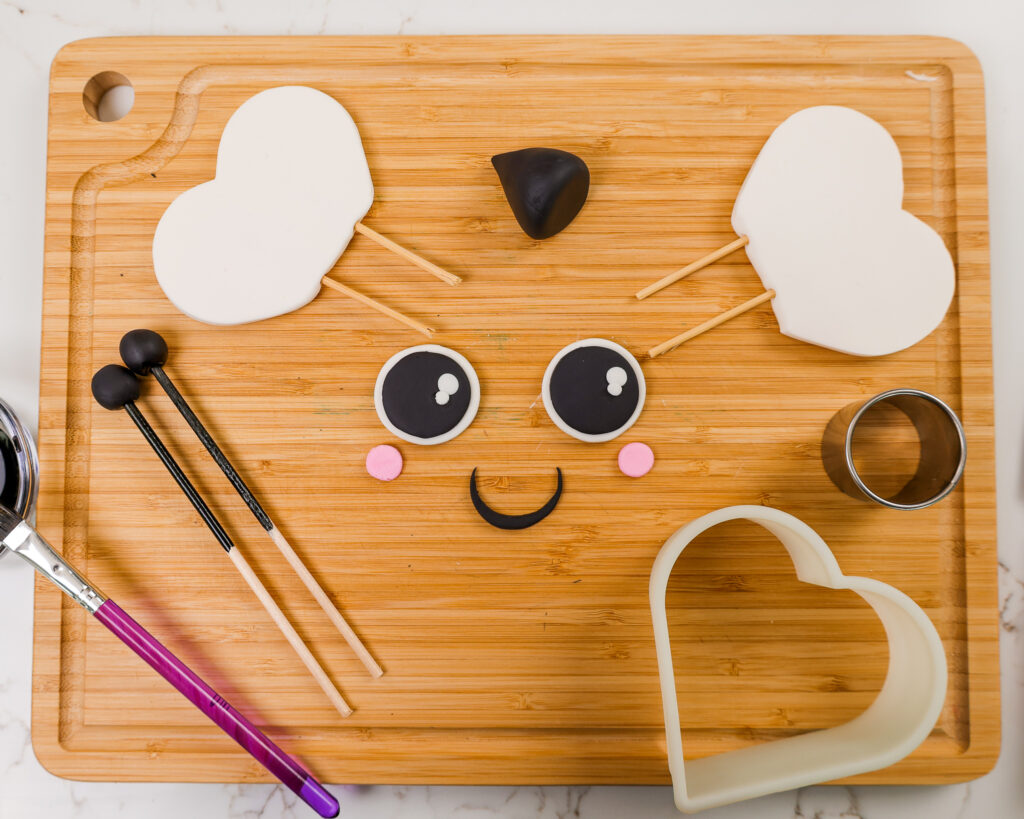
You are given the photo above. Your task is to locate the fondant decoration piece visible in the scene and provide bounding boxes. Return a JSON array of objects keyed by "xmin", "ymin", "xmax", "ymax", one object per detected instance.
[
  {"xmin": 650, "ymin": 505, "xmax": 947, "ymax": 812},
  {"xmin": 606, "ymin": 366, "xmax": 628, "ymax": 397},
  {"xmin": 470, "ymin": 467, "xmax": 563, "ymax": 530},
  {"xmin": 542, "ymin": 339, "xmax": 645, "ymax": 442},
  {"xmin": 733, "ymin": 106, "xmax": 955, "ymax": 356},
  {"xmin": 153, "ymin": 86, "xmax": 373, "ymax": 326},
  {"xmin": 152, "ymin": 86, "xmax": 452, "ymax": 336},
  {"xmin": 375, "ymin": 345, "xmax": 480, "ymax": 445},
  {"xmin": 118, "ymin": 329, "xmax": 383, "ymax": 679},
  {"xmin": 491, "ymin": 148, "xmax": 590, "ymax": 239},
  {"xmin": 618, "ymin": 442, "xmax": 654, "ymax": 477},
  {"xmin": 642, "ymin": 106, "xmax": 955, "ymax": 358},
  {"xmin": 366, "ymin": 445, "xmax": 403, "ymax": 482}
]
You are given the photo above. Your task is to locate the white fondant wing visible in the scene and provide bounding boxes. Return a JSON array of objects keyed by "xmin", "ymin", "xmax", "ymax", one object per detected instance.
[
  {"xmin": 153, "ymin": 86, "xmax": 374, "ymax": 325},
  {"xmin": 731, "ymin": 106, "xmax": 955, "ymax": 357}
]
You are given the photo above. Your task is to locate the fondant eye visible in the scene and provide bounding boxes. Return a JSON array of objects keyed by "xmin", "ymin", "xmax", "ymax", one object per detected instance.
[
  {"xmin": 374, "ymin": 345, "xmax": 480, "ymax": 445},
  {"xmin": 542, "ymin": 338, "xmax": 645, "ymax": 442}
]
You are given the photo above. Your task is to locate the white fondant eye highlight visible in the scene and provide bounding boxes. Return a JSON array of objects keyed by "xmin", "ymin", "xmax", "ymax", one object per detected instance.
[
  {"xmin": 434, "ymin": 372, "xmax": 460, "ymax": 406},
  {"xmin": 606, "ymin": 366, "xmax": 628, "ymax": 396},
  {"xmin": 438, "ymin": 373, "xmax": 459, "ymax": 394}
]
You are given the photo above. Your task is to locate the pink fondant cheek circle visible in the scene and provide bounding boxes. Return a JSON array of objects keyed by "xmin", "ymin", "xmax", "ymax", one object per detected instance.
[
  {"xmin": 618, "ymin": 442, "xmax": 654, "ymax": 478},
  {"xmin": 366, "ymin": 444, "xmax": 403, "ymax": 481}
]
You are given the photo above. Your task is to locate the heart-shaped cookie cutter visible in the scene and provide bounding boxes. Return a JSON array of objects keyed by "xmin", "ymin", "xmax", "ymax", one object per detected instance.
[{"xmin": 649, "ymin": 505, "xmax": 947, "ymax": 812}]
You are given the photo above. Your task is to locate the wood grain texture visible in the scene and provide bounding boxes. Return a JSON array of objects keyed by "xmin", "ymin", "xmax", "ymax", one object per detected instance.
[{"xmin": 33, "ymin": 36, "xmax": 997, "ymax": 786}]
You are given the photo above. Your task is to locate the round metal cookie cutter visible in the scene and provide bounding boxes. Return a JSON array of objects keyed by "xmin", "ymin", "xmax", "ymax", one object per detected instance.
[{"xmin": 821, "ymin": 388, "xmax": 966, "ymax": 510}]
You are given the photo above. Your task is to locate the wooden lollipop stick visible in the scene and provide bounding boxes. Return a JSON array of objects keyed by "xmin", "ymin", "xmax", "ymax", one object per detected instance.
[
  {"xmin": 320, "ymin": 275, "xmax": 433, "ymax": 337},
  {"xmin": 636, "ymin": 235, "xmax": 750, "ymax": 300},
  {"xmin": 648, "ymin": 289, "xmax": 776, "ymax": 359},
  {"xmin": 228, "ymin": 547, "xmax": 353, "ymax": 717},
  {"xmin": 269, "ymin": 526, "xmax": 383, "ymax": 678},
  {"xmin": 355, "ymin": 222, "xmax": 462, "ymax": 286}
]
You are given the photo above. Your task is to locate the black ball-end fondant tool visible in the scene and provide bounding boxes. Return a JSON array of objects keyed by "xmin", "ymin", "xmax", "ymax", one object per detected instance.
[
  {"xmin": 91, "ymin": 363, "xmax": 354, "ymax": 717},
  {"xmin": 119, "ymin": 329, "xmax": 381, "ymax": 678}
]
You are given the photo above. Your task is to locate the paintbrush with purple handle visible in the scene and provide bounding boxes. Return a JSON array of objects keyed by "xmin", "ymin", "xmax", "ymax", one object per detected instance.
[{"xmin": 0, "ymin": 503, "xmax": 339, "ymax": 818}]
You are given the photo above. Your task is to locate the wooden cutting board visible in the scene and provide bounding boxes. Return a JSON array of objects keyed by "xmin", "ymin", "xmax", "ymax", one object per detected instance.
[{"xmin": 33, "ymin": 35, "xmax": 997, "ymax": 785}]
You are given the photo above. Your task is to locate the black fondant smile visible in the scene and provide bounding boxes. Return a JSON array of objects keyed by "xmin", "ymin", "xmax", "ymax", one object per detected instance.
[{"xmin": 470, "ymin": 467, "xmax": 563, "ymax": 530}]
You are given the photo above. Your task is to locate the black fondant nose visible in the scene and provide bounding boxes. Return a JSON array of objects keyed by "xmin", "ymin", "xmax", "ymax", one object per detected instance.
[{"xmin": 491, "ymin": 148, "xmax": 589, "ymax": 239}]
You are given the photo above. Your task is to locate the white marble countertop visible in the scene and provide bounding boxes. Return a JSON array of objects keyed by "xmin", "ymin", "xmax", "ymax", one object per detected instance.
[{"xmin": 1, "ymin": 1, "xmax": 1021, "ymax": 817}]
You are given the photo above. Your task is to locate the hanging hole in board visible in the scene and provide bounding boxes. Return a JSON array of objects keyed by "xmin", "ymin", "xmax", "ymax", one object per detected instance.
[{"xmin": 82, "ymin": 71, "xmax": 134, "ymax": 122}]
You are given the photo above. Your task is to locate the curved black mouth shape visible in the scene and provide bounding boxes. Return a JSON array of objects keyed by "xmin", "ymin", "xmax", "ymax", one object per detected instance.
[{"xmin": 470, "ymin": 467, "xmax": 563, "ymax": 530}]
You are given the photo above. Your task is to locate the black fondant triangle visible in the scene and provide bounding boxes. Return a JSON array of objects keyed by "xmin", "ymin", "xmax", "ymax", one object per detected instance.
[{"xmin": 491, "ymin": 148, "xmax": 590, "ymax": 240}]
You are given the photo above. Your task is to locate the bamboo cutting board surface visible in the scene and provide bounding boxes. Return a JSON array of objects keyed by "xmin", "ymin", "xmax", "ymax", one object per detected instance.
[{"xmin": 34, "ymin": 36, "xmax": 997, "ymax": 785}]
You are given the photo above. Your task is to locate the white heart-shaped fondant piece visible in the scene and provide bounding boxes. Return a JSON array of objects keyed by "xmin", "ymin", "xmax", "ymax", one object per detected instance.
[
  {"xmin": 731, "ymin": 106, "xmax": 955, "ymax": 357},
  {"xmin": 649, "ymin": 505, "xmax": 947, "ymax": 812},
  {"xmin": 152, "ymin": 86, "xmax": 374, "ymax": 325}
]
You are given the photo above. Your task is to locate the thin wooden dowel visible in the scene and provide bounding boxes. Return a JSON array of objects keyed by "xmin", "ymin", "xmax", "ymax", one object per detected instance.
[
  {"xmin": 648, "ymin": 289, "xmax": 776, "ymax": 358},
  {"xmin": 268, "ymin": 526, "xmax": 384, "ymax": 679},
  {"xmin": 636, "ymin": 235, "xmax": 750, "ymax": 300},
  {"xmin": 228, "ymin": 547, "xmax": 353, "ymax": 718},
  {"xmin": 355, "ymin": 222, "xmax": 462, "ymax": 286},
  {"xmin": 320, "ymin": 275, "xmax": 433, "ymax": 337}
]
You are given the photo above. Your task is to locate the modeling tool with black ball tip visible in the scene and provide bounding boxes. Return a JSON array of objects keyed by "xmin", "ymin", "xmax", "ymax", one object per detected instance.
[
  {"xmin": 91, "ymin": 364, "xmax": 353, "ymax": 718},
  {"xmin": 470, "ymin": 467, "xmax": 563, "ymax": 530},
  {"xmin": 491, "ymin": 147, "xmax": 590, "ymax": 239},
  {"xmin": 119, "ymin": 329, "xmax": 381, "ymax": 679}
]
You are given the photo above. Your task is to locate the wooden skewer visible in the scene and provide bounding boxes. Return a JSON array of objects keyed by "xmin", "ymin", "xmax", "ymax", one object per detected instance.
[
  {"xmin": 268, "ymin": 526, "xmax": 383, "ymax": 678},
  {"xmin": 118, "ymin": 331, "xmax": 385, "ymax": 680},
  {"xmin": 648, "ymin": 289, "xmax": 776, "ymax": 359},
  {"xmin": 320, "ymin": 275, "xmax": 433, "ymax": 337},
  {"xmin": 636, "ymin": 235, "xmax": 750, "ymax": 300},
  {"xmin": 355, "ymin": 222, "xmax": 462, "ymax": 286},
  {"xmin": 228, "ymin": 547, "xmax": 353, "ymax": 717}
]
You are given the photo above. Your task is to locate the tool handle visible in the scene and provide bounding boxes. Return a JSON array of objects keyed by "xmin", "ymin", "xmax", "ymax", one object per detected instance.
[
  {"xmin": 93, "ymin": 599, "xmax": 339, "ymax": 818},
  {"xmin": 152, "ymin": 366, "xmax": 273, "ymax": 531},
  {"xmin": 124, "ymin": 402, "xmax": 234, "ymax": 553}
]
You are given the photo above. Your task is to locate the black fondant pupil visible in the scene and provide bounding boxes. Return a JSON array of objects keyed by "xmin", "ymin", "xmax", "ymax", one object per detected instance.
[
  {"xmin": 549, "ymin": 346, "xmax": 639, "ymax": 436},
  {"xmin": 380, "ymin": 351, "xmax": 472, "ymax": 440}
]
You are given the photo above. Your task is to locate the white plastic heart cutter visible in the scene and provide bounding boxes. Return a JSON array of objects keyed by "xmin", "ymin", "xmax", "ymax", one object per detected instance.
[{"xmin": 649, "ymin": 505, "xmax": 947, "ymax": 812}]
